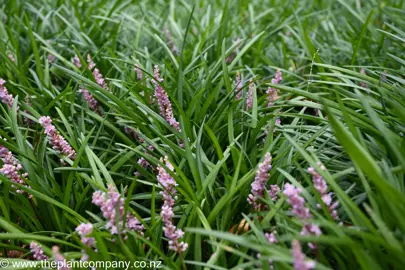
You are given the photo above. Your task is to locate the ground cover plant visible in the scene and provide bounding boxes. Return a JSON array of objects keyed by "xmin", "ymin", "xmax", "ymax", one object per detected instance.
[{"xmin": 1, "ymin": 0, "xmax": 405, "ymax": 269}]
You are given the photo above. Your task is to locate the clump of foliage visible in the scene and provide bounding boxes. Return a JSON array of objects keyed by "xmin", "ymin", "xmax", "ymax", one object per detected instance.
[{"xmin": 1, "ymin": 0, "xmax": 405, "ymax": 269}]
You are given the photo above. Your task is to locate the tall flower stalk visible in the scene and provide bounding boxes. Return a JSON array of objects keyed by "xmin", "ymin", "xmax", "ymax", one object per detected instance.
[
  {"xmin": 39, "ymin": 116, "xmax": 76, "ymax": 160},
  {"xmin": 87, "ymin": 54, "xmax": 108, "ymax": 90},
  {"xmin": 308, "ymin": 162, "xmax": 339, "ymax": 220},
  {"xmin": 152, "ymin": 65, "xmax": 183, "ymax": 146},
  {"xmin": 248, "ymin": 153, "xmax": 280, "ymax": 211},
  {"xmin": 157, "ymin": 157, "xmax": 188, "ymax": 253}
]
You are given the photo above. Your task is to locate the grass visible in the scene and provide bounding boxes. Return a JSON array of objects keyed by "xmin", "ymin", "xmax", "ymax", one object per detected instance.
[{"xmin": 1, "ymin": 0, "xmax": 405, "ymax": 269}]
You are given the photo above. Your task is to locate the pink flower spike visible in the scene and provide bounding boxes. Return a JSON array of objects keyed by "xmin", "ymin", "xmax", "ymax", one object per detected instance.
[
  {"xmin": 267, "ymin": 70, "xmax": 282, "ymax": 107},
  {"xmin": 157, "ymin": 157, "xmax": 188, "ymax": 253},
  {"xmin": 91, "ymin": 185, "xmax": 144, "ymax": 236},
  {"xmin": 0, "ymin": 144, "xmax": 32, "ymax": 197},
  {"xmin": 291, "ymin": 240, "xmax": 315, "ymax": 270},
  {"xmin": 246, "ymin": 79, "xmax": 254, "ymax": 111},
  {"xmin": 79, "ymin": 89, "xmax": 99, "ymax": 113},
  {"xmin": 308, "ymin": 162, "xmax": 339, "ymax": 220},
  {"xmin": 152, "ymin": 65, "xmax": 183, "ymax": 146},
  {"xmin": 30, "ymin": 242, "xmax": 48, "ymax": 261},
  {"xmin": 39, "ymin": 116, "xmax": 76, "ymax": 160},
  {"xmin": 73, "ymin": 55, "xmax": 81, "ymax": 68},
  {"xmin": 235, "ymin": 71, "xmax": 242, "ymax": 101},
  {"xmin": 247, "ymin": 153, "xmax": 272, "ymax": 211},
  {"xmin": 87, "ymin": 54, "xmax": 95, "ymax": 70}
]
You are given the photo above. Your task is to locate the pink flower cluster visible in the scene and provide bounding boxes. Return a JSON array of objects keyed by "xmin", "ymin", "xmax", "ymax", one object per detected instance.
[
  {"xmin": 248, "ymin": 153, "xmax": 280, "ymax": 211},
  {"xmin": 87, "ymin": 55, "xmax": 108, "ymax": 90},
  {"xmin": 30, "ymin": 242, "xmax": 48, "ymax": 260},
  {"xmin": 291, "ymin": 240, "xmax": 315, "ymax": 270},
  {"xmin": 235, "ymin": 72, "xmax": 243, "ymax": 100},
  {"xmin": 92, "ymin": 185, "xmax": 144, "ymax": 236},
  {"xmin": 79, "ymin": 89, "xmax": 99, "ymax": 113},
  {"xmin": 152, "ymin": 65, "xmax": 182, "ymax": 134},
  {"xmin": 73, "ymin": 55, "xmax": 81, "ymax": 68},
  {"xmin": 246, "ymin": 79, "xmax": 254, "ymax": 110},
  {"xmin": 283, "ymin": 183, "xmax": 321, "ymax": 249},
  {"xmin": 0, "ymin": 144, "xmax": 32, "ymax": 197},
  {"xmin": 39, "ymin": 116, "xmax": 76, "ymax": 160},
  {"xmin": 134, "ymin": 64, "xmax": 142, "ymax": 80},
  {"xmin": 0, "ymin": 78, "xmax": 15, "ymax": 108},
  {"xmin": 267, "ymin": 70, "xmax": 282, "ymax": 107},
  {"xmin": 157, "ymin": 157, "xmax": 188, "ymax": 253},
  {"xmin": 308, "ymin": 163, "xmax": 339, "ymax": 220}
]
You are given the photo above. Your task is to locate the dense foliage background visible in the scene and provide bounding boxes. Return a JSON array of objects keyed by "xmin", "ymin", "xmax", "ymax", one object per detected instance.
[{"xmin": 1, "ymin": 0, "xmax": 405, "ymax": 269}]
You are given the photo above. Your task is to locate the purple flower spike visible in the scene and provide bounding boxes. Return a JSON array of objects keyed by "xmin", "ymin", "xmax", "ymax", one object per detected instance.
[
  {"xmin": 246, "ymin": 79, "xmax": 254, "ymax": 111},
  {"xmin": 152, "ymin": 65, "xmax": 183, "ymax": 146},
  {"xmin": 39, "ymin": 116, "xmax": 76, "ymax": 160},
  {"xmin": 308, "ymin": 162, "xmax": 339, "ymax": 220},
  {"xmin": 267, "ymin": 70, "xmax": 282, "ymax": 107},
  {"xmin": 235, "ymin": 71, "xmax": 243, "ymax": 100},
  {"xmin": 73, "ymin": 55, "xmax": 81, "ymax": 68},
  {"xmin": 283, "ymin": 183, "xmax": 311, "ymax": 219},
  {"xmin": 248, "ymin": 153, "xmax": 273, "ymax": 211},
  {"xmin": 92, "ymin": 185, "xmax": 144, "ymax": 236},
  {"xmin": 291, "ymin": 240, "xmax": 315, "ymax": 270},
  {"xmin": 79, "ymin": 89, "xmax": 99, "ymax": 113},
  {"xmin": 30, "ymin": 242, "xmax": 48, "ymax": 261},
  {"xmin": 157, "ymin": 157, "xmax": 188, "ymax": 253},
  {"xmin": 284, "ymin": 183, "xmax": 322, "ymax": 249},
  {"xmin": 0, "ymin": 78, "xmax": 15, "ymax": 109}
]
